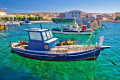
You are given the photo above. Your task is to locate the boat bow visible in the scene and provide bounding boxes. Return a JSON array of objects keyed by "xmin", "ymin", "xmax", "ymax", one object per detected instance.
[{"xmin": 99, "ymin": 46, "xmax": 111, "ymax": 50}]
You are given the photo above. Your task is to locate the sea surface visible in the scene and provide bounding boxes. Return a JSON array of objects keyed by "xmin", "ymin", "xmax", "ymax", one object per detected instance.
[{"xmin": 0, "ymin": 22, "xmax": 120, "ymax": 80}]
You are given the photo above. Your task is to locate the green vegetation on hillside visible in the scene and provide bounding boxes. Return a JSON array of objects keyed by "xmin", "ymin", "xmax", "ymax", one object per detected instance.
[{"xmin": 0, "ymin": 16, "xmax": 43, "ymax": 21}]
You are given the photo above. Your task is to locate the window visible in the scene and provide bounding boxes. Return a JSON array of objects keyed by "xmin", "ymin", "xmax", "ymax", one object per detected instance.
[
  {"xmin": 42, "ymin": 32, "xmax": 47, "ymax": 40},
  {"xmin": 29, "ymin": 32, "xmax": 42, "ymax": 40},
  {"xmin": 49, "ymin": 31, "xmax": 53, "ymax": 37},
  {"xmin": 47, "ymin": 31, "xmax": 51, "ymax": 39}
]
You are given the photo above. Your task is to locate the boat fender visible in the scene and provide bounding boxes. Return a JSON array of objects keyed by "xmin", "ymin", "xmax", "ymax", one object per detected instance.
[
  {"xmin": 44, "ymin": 45, "xmax": 48, "ymax": 49},
  {"xmin": 21, "ymin": 39, "xmax": 27, "ymax": 45}
]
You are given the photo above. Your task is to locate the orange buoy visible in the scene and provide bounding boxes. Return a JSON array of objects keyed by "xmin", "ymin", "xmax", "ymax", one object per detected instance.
[
  {"xmin": 30, "ymin": 26, "xmax": 31, "ymax": 27},
  {"xmin": 36, "ymin": 24, "xmax": 37, "ymax": 25}
]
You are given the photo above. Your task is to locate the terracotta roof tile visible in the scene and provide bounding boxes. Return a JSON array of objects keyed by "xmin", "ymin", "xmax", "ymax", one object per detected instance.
[{"xmin": 0, "ymin": 9, "xmax": 4, "ymax": 12}]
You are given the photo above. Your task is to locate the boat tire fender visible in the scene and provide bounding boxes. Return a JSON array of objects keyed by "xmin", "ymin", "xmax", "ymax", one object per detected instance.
[{"xmin": 44, "ymin": 45, "xmax": 48, "ymax": 49}]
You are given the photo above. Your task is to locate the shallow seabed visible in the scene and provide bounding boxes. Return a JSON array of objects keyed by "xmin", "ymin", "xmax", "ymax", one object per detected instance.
[{"xmin": 0, "ymin": 22, "xmax": 120, "ymax": 80}]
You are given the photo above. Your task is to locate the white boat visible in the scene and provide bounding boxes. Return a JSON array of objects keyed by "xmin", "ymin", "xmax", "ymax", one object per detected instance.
[
  {"xmin": 9, "ymin": 22, "xmax": 20, "ymax": 27},
  {"xmin": 52, "ymin": 18, "xmax": 100, "ymax": 35},
  {"xmin": 20, "ymin": 20, "xmax": 31, "ymax": 25},
  {"xmin": 52, "ymin": 23, "xmax": 93, "ymax": 35}
]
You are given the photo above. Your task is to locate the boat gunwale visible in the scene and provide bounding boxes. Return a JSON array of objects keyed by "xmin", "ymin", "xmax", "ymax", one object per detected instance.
[{"xmin": 11, "ymin": 43, "xmax": 99, "ymax": 55}]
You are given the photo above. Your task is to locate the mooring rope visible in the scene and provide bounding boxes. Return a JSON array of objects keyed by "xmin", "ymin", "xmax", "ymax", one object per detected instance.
[
  {"xmin": 92, "ymin": 48, "xmax": 96, "ymax": 80},
  {"xmin": 99, "ymin": 47, "xmax": 120, "ymax": 67},
  {"xmin": 0, "ymin": 45, "xmax": 10, "ymax": 51},
  {"xmin": 101, "ymin": 24, "xmax": 107, "ymax": 29}
]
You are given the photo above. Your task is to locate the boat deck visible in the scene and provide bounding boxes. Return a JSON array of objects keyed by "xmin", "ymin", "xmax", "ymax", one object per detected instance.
[
  {"xmin": 12, "ymin": 43, "xmax": 96, "ymax": 54},
  {"xmin": 51, "ymin": 45, "xmax": 96, "ymax": 53}
]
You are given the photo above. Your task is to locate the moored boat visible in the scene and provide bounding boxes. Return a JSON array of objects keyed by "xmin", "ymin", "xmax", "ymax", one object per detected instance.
[
  {"xmin": 10, "ymin": 27, "xmax": 111, "ymax": 61},
  {"xmin": 0, "ymin": 25, "xmax": 8, "ymax": 30},
  {"xmin": 20, "ymin": 20, "xmax": 31, "ymax": 25},
  {"xmin": 9, "ymin": 22, "xmax": 20, "ymax": 27},
  {"xmin": 52, "ymin": 18, "xmax": 100, "ymax": 35},
  {"xmin": 52, "ymin": 24, "xmax": 92, "ymax": 35}
]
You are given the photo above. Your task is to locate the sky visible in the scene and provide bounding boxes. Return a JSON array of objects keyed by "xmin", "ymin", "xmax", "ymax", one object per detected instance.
[{"xmin": 0, "ymin": 0, "xmax": 120, "ymax": 13}]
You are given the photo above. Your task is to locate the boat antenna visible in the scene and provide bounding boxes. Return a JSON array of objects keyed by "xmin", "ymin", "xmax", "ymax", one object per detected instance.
[
  {"xmin": 40, "ymin": 24, "xmax": 42, "ymax": 29},
  {"xmin": 88, "ymin": 20, "xmax": 99, "ymax": 46}
]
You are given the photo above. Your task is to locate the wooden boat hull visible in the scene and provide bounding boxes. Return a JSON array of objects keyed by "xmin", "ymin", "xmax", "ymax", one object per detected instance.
[
  {"xmin": 52, "ymin": 29, "xmax": 92, "ymax": 35},
  {"xmin": 11, "ymin": 46, "xmax": 109, "ymax": 61}
]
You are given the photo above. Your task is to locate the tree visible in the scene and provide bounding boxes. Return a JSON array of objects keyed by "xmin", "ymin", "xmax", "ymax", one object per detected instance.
[
  {"xmin": 33, "ymin": 16, "xmax": 35, "ymax": 21},
  {"xmin": 35, "ymin": 16, "xmax": 38, "ymax": 21},
  {"xmin": 0, "ymin": 17, "xmax": 2, "ymax": 21},
  {"xmin": 29, "ymin": 16, "xmax": 32, "ymax": 21},
  {"xmin": 40, "ymin": 16, "xmax": 43, "ymax": 20},
  {"xmin": 27, "ymin": 16, "xmax": 30, "ymax": 20},
  {"xmin": 38, "ymin": 16, "xmax": 43, "ymax": 21},
  {"xmin": 116, "ymin": 16, "xmax": 120, "ymax": 20},
  {"xmin": 14, "ymin": 17, "xmax": 17, "ymax": 21},
  {"xmin": 29, "ymin": 17, "xmax": 34, "ymax": 21},
  {"xmin": 5, "ymin": 17, "xmax": 9, "ymax": 21},
  {"xmin": 1, "ymin": 17, "xmax": 5, "ymax": 20},
  {"xmin": 10, "ymin": 17, "xmax": 13, "ymax": 21},
  {"xmin": 22, "ymin": 16, "xmax": 27, "ymax": 21},
  {"xmin": 16, "ymin": 16, "xmax": 19, "ymax": 21},
  {"xmin": 31, "ymin": 17, "xmax": 34, "ymax": 21},
  {"xmin": 18, "ymin": 16, "xmax": 23, "ymax": 21}
]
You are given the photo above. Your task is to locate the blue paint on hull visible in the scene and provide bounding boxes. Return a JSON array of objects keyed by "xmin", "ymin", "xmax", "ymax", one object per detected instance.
[{"xmin": 12, "ymin": 47, "xmax": 104, "ymax": 61}]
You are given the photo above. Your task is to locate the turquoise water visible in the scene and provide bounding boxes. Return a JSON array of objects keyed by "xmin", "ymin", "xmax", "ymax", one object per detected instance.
[{"xmin": 0, "ymin": 22, "xmax": 120, "ymax": 80}]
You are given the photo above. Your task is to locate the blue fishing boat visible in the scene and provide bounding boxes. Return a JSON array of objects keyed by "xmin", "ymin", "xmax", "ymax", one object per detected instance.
[
  {"xmin": 20, "ymin": 20, "xmax": 31, "ymax": 25},
  {"xmin": 10, "ymin": 28, "xmax": 110, "ymax": 61}
]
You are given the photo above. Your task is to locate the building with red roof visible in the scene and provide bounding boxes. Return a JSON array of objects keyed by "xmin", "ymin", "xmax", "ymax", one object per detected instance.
[{"xmin": 0, "ymin": 9, "xmax": 6, "ymax": 16}]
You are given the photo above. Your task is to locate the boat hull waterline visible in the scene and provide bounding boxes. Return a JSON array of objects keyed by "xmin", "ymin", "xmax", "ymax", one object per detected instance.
[
  {"xmin": 52, "ymin": 30, "xmax": 93, "ymax": 35},
  {"xmin": 11, "ymin": 46, "xmax": 109, "ymax": 61}
]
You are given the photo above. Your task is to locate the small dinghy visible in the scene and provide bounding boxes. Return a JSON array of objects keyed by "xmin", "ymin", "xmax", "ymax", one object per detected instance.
[{"xmin": 10, "ymin": 27, "xmax": 111, "ymax": 61}]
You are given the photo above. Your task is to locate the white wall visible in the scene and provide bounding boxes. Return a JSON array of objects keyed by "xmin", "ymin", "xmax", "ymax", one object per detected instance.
[
  {"xmin": 65, "ymin": 10, "xmax": 82, "ymax": 21},
  {"xmin": 0, "ymin": 12, "xmax": 6, "ymax": 17}
]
